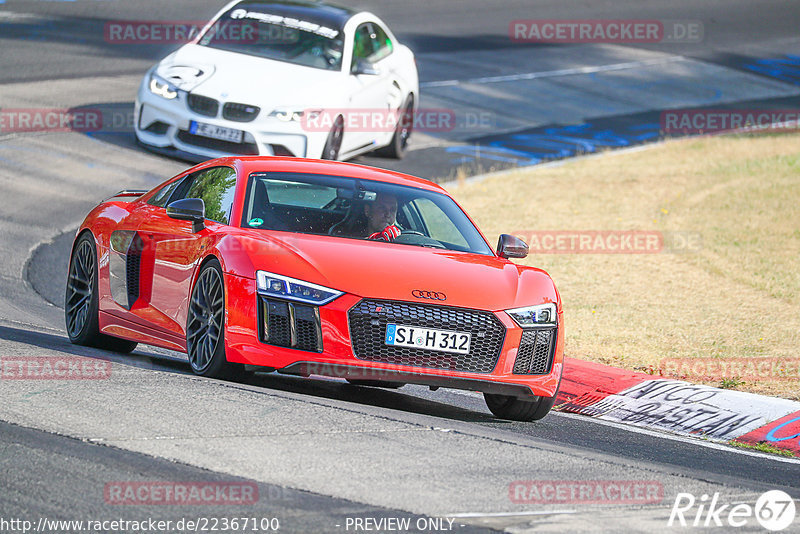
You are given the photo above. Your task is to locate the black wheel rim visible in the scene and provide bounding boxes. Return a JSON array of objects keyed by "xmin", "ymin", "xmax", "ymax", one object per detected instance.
[
  {"xmin": 65, "ymin": 239, "xmax": 94, "ymax": 339},
  {"xmin": 187, "ymin": 267, "xmax": 224, "ymax": 372},
  {"xmin": 325, "ymin": 119, "xmax": 343, "ymax": 160},
  {"xmin": 398, "ymin": 102, "xmax": 413, "ymax": 149}
]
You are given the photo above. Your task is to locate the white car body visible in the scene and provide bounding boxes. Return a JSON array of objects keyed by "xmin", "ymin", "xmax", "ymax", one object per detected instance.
[{"xmin": 134, "ymin": 0, "xmax": 419, "ymax": 161}]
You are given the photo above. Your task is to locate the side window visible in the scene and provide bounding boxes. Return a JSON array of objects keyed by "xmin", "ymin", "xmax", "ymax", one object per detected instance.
[
  {"xmin": 351, "ymin": 23, "xmax": 392, "ymax": 69},
  {"xmin": 182, "ymin": 167, "xmax": 238, "ymax": 225},
  {"xmin": 369, "ymin": 24, "xmax": 393, "ymax": 62},
  {"xmin": 352, "ymin": 23, "xmax": 375, "ymax": 65},
  {"xmin": 413, "ymin": 198, "xmax": 469, "ymax": 248},
  {"xmin": 147, "ymin": 179, "xmax": 184, "ymax": 208}
]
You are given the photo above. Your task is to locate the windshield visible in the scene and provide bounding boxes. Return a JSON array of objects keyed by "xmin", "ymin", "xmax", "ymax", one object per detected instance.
[
  {"xmin": 241, "ymin": 172, "xmax": 494, "ymax": 255},
  {"xmin": 198, "ymin": 4, "xmax": 344, "ymax": 71}
]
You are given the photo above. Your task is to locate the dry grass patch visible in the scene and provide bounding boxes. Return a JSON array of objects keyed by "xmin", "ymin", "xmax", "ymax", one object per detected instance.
[{"xmin": 446, "ymin": 134, "xmax": 800, "ymax": 400}]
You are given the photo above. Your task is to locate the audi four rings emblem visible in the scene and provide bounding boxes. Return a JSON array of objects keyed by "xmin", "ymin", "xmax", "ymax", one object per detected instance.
[{"xmin": 412, "ymin": 290, "xmax": 447, "ymax": 301}]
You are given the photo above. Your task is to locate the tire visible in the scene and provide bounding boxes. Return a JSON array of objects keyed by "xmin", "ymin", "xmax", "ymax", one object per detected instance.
[
  {"xmin": 484, "ymin": 391, "xmax": 558, "ymax": 422},
  {"xmin": 321, "ymin": 115, "xmax": 344, "ymax": 160},
  {"xmin": 376, "ymin": 95, "xmax": 413, "ymax": 159},
  {"xmin": 186, "ymin": 258, "xmax": 242, "ymax": 379},
  {"xmin": 65, "ymin": 232, "xmax": 138, "ymax": 353}
]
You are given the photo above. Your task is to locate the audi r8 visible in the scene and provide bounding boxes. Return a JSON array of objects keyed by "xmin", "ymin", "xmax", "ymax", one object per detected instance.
[
  {"xmin": 134, "ymin": 0, "xmax": 419, "ymax": 161},
  {"xmin": 65, "ymin": 157, "xmax": 563, "ymax": 421}
]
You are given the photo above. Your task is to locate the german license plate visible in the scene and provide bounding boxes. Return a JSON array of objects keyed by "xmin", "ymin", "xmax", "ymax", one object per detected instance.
[
  {"xmin": 189, "ymin": 120, "xmax": 243, "ymax": 143},
  {"xmin": 385, "ymin": 324, "xmax": 471, "ymax": 354}
]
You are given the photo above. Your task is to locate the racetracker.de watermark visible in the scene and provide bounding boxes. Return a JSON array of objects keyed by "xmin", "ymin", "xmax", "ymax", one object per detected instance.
[
  {"xmin": 1, "ymin": 356, "xmax": 111, "ymax": 380},
  {"xmin": 661, "ymin": 109, "xmax": 800, "ymax": 134},
  {"xmin": 0, "ymin": 106, "xmax": 138, "ymax": 136},
  {"xmin": 300, "ymin": 108, "xmax": 495, "ymax": 134},
  {"xmin": 104, "ymin": 482, "xmax": 259, "ymax": 505},
  {"xmin": 510, "ymin": 19, "xmax": 703, "ymax": 43},
  {"xmin": 660, "ymin": 358, "xmax": 800, "ymax": 382},
  {"xmin": 104, "ymin": 20, "xmax": 296, "ymax": 44},
  {"xmin": 0, "ymin": 108, "xmax": 103, "ymax": 134},
  {"xmin": 509, "ymin": 480, "xmax": 663, "ymax": 504},
  {"xmin": 0, "ymin": 107, "xmax": 496, "ymax": 136},
  {"xmin": 512, "ymin": 230, "xmax": 702, "ymax": 254}
]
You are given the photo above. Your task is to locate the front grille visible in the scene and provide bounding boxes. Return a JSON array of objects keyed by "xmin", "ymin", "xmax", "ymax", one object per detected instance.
[
  {"xmin": 348, "ymin": 299, "xmax": 505, "ymax": 374},
  {"xmin": 125, "ymin": 234, "xmax": 143, "ymax": 309},
  {"xmin": 187, "ymin": 93, "xmax": 219, "ymax": 117},
  {"xmin": 513, "ymin": 328, "xmax": 556, "ymax": 374},
  {"xmin": 176, "ymin": 130, "xmax": 259, "ymax": 155},
  {"xmin": 223, "ymin": 102, "xmax": 260, "ymax": 122},
  {"xmin": 260, "ymin": 297, "xmax": 322, "ymax": 352}
]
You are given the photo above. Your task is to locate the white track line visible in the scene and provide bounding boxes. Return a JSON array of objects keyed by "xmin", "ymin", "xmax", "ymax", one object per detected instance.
[
  {"xmin": 554, "ymin": 411, "xmax": 800, "ymax": 465},
  {"xmin": 420, "ymin": 56, "xmax": 685, "ymax": 88},
  {"xmin": 446, "ymin": 510, "xmax": 577, "ymax": 518},
  {"xmin": 438, "ymin": 388, "xmax": 800, "ymax": 464}
]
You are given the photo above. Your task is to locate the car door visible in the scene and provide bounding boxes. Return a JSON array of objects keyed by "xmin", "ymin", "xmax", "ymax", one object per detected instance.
[
  {"xmin": 131, "ymin": 166, "xmax": 238, "ymax": 339},
  {"xmin": 345, "ymin": 22, "xmax": 402, "ymax": 151}
]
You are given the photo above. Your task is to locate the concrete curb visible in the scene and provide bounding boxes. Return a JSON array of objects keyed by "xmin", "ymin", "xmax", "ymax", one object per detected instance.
[{"xmin": 555, "ymin": 357, "xmax": 800, "ymax": 457}]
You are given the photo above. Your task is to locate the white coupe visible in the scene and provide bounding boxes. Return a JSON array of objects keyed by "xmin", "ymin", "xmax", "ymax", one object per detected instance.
[{"xmin": 134, "ymin": 0, "xmax": 419, "ymax": 161}]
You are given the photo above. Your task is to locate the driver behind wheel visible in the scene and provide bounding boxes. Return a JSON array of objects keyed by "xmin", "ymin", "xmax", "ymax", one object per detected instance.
[{"xmin": 364, "ymin": 193, "xmax": 401, "ymax": 241}]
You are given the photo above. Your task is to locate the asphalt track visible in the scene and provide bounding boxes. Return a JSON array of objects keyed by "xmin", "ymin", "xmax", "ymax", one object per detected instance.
[{"xmin": 2, "ymin": 1, "xmax": 800, "ymax": 532}]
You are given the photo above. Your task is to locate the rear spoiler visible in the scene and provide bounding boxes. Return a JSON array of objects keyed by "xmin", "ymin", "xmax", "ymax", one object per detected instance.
[{"xmin": 104, "ymin": 190, "xmax": 148, "ymax": 201}]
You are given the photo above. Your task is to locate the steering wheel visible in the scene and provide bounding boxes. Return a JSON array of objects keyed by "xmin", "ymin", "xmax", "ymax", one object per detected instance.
[{"xmin": 393, "ymin": 230, "xmax": 446, "ymax": 249}]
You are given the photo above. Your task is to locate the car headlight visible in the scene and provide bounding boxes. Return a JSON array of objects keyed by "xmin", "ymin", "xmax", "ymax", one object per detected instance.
[
  {"xmin": 256, "ymin": 271, "xmax": 343, "ymax": 305},
  {"xmin": 268, "ymin": 109, "xmax": 321, "ymax": 122},
  {"xmin": 269, "ymin": 109, "xmax": 303, "ymax": 122},
  {"xmin": 506, "ymin": 303, "xmax": 557, "ymax": 328},
  {"xmin": 149, "ymin": 74, "xmax": 178, "ymax": 100}
]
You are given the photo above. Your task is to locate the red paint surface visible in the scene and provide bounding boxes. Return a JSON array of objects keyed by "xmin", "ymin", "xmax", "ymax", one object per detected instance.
[
  {"xmin": 734, "ymin": 410, "xmax": 800, "ymax": 456},
  {"xmin": 556, "ymin": 357, "xmax": 659, "ymax": 410}
]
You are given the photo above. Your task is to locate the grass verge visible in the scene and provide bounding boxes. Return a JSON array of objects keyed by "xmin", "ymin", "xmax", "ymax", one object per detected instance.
[
  {"xmin": 729, "ymin": 440, "xmax": 797, "ymax": 458},
  {"xmin": 447, "ymin": 133, "xmax": 800, "ymax": 400}
]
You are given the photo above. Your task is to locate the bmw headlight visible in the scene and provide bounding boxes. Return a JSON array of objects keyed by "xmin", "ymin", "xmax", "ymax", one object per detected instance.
[
  {"xmin": 268, "ymin": 109, "xmax": 321, "ymax": 122},
  {"xmin": 269, "ymin": 109, "xmax": 304, "ymax": 122},
  {"xmin": 149, "ymin": 74, "xmax": 178, "ymax": 100},
  {"xmin": 256, "ymin": 271, "xmax": 343, "ymax": 305},
  {"xmin": 506, "ymin": 303, "xmax": 557, "ymax": 328}
]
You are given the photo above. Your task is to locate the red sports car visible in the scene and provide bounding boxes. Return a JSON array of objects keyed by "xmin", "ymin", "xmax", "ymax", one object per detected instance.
[{"xmin": 66, "ymin": 157, "xmax": 563, "ymax": 421}]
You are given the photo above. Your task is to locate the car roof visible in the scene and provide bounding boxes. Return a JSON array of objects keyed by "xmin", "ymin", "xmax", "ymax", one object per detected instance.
[
  {"xmin": 205, "ymin": 156, "xmax": 448, "ymax": 194},
  {"xmin": 229, "ymin": 0, "xmax": 358, "ymax": 31}
]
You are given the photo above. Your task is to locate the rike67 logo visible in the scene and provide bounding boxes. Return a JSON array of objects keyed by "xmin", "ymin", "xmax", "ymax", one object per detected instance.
[{"xmin": 668, "ymin": 490, "xmax": 796, "ymax": 531}]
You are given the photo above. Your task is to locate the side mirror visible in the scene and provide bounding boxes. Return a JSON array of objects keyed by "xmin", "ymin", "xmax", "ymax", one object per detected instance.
[
  {"xmin": 352, "ymin": 59, "xmax": 380, "ymax": 76},
  {"xmin": 167, "ymin": 198, "xmax": 205, "ymax": 233},
  {"xmin": 497, "ymin": 234, "xmax": 528, "ymax": 259}
]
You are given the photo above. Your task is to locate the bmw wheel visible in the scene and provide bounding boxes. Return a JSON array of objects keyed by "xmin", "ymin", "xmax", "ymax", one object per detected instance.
[
  {"xmin": 65, "ymin": 233, "xmax": 138, "ymax": 353},
  {"xmin": 377, "ymin": 95, "xmax": 414, "ymax": 159},
  {"xmin": 321, "ymin": 115, "xmax": 344, "ymax": 160}
]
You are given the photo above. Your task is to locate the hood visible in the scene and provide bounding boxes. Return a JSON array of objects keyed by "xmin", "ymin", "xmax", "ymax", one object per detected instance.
[
  {"xmin": 219, "ymin": 232, "xmax": 559, "ymax": 312},
  {"xmin": 156, "ymin": 44, "xmax": 344, "ymax": 107}
]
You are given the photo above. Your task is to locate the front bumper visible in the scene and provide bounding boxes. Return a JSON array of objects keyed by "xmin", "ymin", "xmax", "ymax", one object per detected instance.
[
  {"xmin": 134, "ymin": 83, "xmax": 323, "ymax": 159},
  {"xmin": 223, "ymin": 275, "xmax": 564, "ymax": 399}
]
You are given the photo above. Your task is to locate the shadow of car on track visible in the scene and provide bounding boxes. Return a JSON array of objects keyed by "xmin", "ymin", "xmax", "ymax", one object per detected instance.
[{"xmin": 1, "ymin": 324, "xmax": 497, "ymax": 423}]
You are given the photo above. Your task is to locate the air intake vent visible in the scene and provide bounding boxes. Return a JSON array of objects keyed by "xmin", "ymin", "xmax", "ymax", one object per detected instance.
[
  {"xmin": 259, "ymin": 297, "xmax": 322, "ymax": 352},
  {"xmin": 125, "ymin": 233, "xmax": 144, "ymax": 309},
  {"xmin": 513, "ymin": 328, "xmax": 556, "ymax": 374}
]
